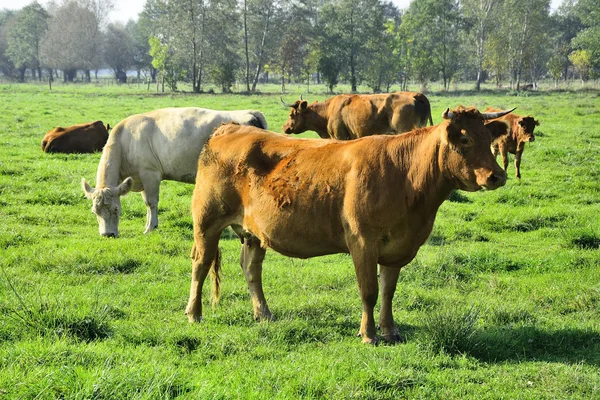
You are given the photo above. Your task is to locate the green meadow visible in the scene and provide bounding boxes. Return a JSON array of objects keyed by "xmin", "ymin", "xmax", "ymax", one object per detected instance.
[{"xmin": 0, "ymin": 83, "xmax": 599, "ymax": 399}]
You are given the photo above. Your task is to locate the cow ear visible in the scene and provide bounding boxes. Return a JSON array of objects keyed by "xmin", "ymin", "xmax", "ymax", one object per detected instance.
[
  {"xmin": 118, "ymin": 177, "xmax": 133, "ymax": 196},
  {"xmin": 299, "ymin": 101, "xmax": 308, "ymax": 111},
  {"xmin": 82, "ymin": 178, "xmax": 95, "ymax": 199},
  {"xmin": 535, "ymin": 120, "xmax": 540, "ymax": 126},
  {"xmin": 486, "ymin": 121, "xmax": 510, "ymax": 141}
]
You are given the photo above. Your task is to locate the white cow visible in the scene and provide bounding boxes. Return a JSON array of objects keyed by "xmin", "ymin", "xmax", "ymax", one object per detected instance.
[{"xmin": 82, "ymin": 107, "xmax": 268, "ymax": 237}]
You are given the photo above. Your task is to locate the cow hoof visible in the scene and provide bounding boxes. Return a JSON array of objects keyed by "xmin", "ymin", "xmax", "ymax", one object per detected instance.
[
  {"xmin": 357, "ymin": 331, "xmax": 380, "ymax": 345},
  {"xmin": 185, "ymin": 308, "xmax": 203, "ymax": 323},
  {"xmin": 381, "ymin": 333, "xmax": 403, "ymax": 344}
]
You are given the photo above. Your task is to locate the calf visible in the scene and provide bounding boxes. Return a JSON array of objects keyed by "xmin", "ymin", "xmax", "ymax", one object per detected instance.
[{"xmin": 485, "ymin": 107, "xmax": 539, "ymax": 179}]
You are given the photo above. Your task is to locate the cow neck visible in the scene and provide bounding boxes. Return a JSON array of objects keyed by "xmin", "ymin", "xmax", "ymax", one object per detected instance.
[
  {"xmin": 389, "ymin": 125, "xmax": 455, "ymax": 214},
  {"xmin": 309, "ymin": 101, "xmax": 329, "ymax": 137},
  {"xmin": 95, "ymin": 139, "xmax": 123, "ymax": 188}
]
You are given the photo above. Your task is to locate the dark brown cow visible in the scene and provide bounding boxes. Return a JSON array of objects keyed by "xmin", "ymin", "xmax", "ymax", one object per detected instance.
[
  {"xmin": 185, "ymin": 106, "xmax": 513, "ymax": 344},
  {"xmin": 281, "ymin": 92, "xmax": 433, "ymax": 140},
  {"xmin": 41, "ymin": 121, "xmax": 109, "ymax": 153},
  {"xmin": 485, "ymin": 107, "xmax": 540, "ymax": 179}
]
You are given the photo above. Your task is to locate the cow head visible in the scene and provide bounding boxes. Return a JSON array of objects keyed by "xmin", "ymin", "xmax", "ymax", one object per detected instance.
[
  {"xmin": 440, "ymin": 107, "xmax": 514, "ymax": 191},
  {"xmin": 82, "ymin": 177, "xmax": 133, "ymax": 237},
  {"xmin": 517, "ymin": 116, "xmax": 539, "ymax": 142},
  {"xmin": 281, "ymin": 97, "xmax": 310, "ymax": 134}
]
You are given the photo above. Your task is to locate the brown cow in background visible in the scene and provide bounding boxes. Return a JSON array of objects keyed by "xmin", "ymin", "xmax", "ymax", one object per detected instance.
[
  {"xmin": 281, "ymin": 92, "xmax": 433, "ymax": 140},
  {"xmin": 41, "ymin": 121, "xmax": 109, "ymax": 153},
  {"xmin": 186, "ymin": 106, "xmax": 514, "ymax": 344},
  {"xmin": 484, "ymin": 107, "xmax": 540, "ymax": 179}
]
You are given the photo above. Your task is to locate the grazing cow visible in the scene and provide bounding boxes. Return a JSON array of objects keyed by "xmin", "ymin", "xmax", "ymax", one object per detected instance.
[
  {"xmin": 186, "ymin": 106, "xmax": 513, "ymax": 344},
  {"xmin": 41, "ymin": 121, "xmax": 109, "ymax": 153},
  {"xmin": 485, "ymin": 107, "xmax": 539, "ymax": 179},
  {"xmin": 81, "ymin": 107, "xmax": 268, "ymax": 237},
  {"xmin": 281, "ymin": 92, "xmax": 433, "ymax": 140}
]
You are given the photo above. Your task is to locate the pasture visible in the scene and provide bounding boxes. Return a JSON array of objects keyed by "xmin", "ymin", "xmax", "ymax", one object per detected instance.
[{"xmin": 0, "ymin": 83, "xmax": 599, "ymax": 399}]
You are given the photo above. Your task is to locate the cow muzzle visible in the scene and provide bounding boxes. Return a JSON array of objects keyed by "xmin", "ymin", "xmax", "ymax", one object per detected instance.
[
  {"xmin": 101, "ymin": 231, "xmax": 118, "ymax": 238},
  {"xmin": 481, "ymin": 169, "xmax": 507, "ymax": 190}
]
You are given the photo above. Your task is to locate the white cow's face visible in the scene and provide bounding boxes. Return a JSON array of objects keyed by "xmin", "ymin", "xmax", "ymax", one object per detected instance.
[{"xmin": 82, "ymin": 178, "xmax": 133, "ymax": 237}]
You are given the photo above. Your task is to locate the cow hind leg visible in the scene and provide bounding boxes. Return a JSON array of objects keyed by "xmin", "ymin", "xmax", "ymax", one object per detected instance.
[
  {"xmin": 379, "ymin": 265, "xmax": 402, "ymax": 344},
  {"xmin": 240, "ymin": 236, "xmax": 272, "ymax": 321},
  {"xmin": 139, "ymin": 170, "xmax": 161, "ymax": 233},
  {"xmin": 185, "ymin": 234, "xmax": 221, "ymax": 323},
  {"xmin": 350, "ymin": 246, "xmax": 380, "ymax": 344}
]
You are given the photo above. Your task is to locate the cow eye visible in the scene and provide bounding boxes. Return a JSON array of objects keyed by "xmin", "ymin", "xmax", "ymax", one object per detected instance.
[{"xmin": 459, "ymin": 136, "xmax": 472, "ymax": 146}]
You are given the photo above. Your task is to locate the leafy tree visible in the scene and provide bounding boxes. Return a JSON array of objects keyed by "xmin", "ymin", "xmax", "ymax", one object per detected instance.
[
  {"xmin": 104, "ymin": 23, "xmax": 134, "ymax": 81},
  {"xmin": 149, "ymin": 36, "xmax": 185, "ymax": 91},
  {"xmin": 40, "ymin": 1, "xmax": 103, "ymax": 82},
  {"xmin": 572, "ymin": 0, "xmax": 600, "ymax": 77},
  {"xmin": 549, "ymin": 0, "xmax": 582, "ymax": 81},
  {"xmin": 6, "ymin": 2, "xmax": 48, "ymax": 82},
  {"xmin": 206, "ymin": 0, "xmax": 240, "ymax": 92},
  {"xmin": 461, "ymin": 0, "xmax": 500, "ymax": 90},
  {"xmin": 126, "ymin": 21, "xmax": 153, "ymax": 82},
  {"xmin": 242, "ymin": 0, "xmax": 281, "ymax": 92},
  {"xmin": 547, "ymin": 53, "xmax": 564, "ymax": 87},
  {"xmin": 569, "ymin": 49, "xmax": 592, "ymax": 84},
  {"xmin": 400, "ymin": 0, "xmax": 463, "ymax": 90},
  {"xmin": 0, "ymin": 10, "xmax": 17, "ymax": 79}
]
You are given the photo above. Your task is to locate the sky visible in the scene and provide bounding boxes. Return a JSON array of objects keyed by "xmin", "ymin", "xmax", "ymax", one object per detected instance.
[{"xmin": 1, "ymin": 0, "xmax": 562, "ymax": 24}]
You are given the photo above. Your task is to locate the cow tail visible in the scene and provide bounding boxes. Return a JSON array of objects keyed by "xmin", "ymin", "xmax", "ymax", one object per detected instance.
[{"xmin": 210, "ymin": 247, "xmax": 222, "ymax": 306}]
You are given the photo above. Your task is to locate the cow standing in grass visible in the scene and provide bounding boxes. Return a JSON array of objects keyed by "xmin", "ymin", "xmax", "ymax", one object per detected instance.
[
  {"xmin": 81, "ymin": 107, "xmax": 268, "ymax": 237},
  {"xmin": 485, "ymin": 107, "xmax": 540, "ymax": 179},
  {"xmin": 281, "ymin": 92, "xmax": 433, "ymax": 140},
  {"xmin": 185, "ymin": 106, "xmax": 513, "ymax": 344},
  {"xmin": 42, "ymin": 121, "xmax": 109, "ymax": 153}
]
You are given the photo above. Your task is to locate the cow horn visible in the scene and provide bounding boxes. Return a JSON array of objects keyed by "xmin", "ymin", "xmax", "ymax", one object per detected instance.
[
  {"xmin": 481, "ymin": 107, "xmax": 517, "ymax": 120},
  {"xmin": 442, "ymin": 108, "xmax": 452, "ymax": 119},
  {"xmin": 280, "ymin": 97, "xmax": 296, "ymax": 108},
  {"xmin": 300, "ymin": 94, "xmax": 303, "ymax": 101}
]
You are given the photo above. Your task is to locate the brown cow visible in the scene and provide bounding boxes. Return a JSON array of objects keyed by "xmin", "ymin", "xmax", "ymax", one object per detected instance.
[
  {"xmin": 41, "ymin": 121, "xmax": 109, "ymax": 153},
  {"xmin": 281, "ymin": 92, "xmax": 433, "ymax": 140},
  {"xmin": 484, "ymin": 107, "xmax": 539, "ymax": 179},
  {"xmin": 185, "ymin": 106, "xmax": 513, "ymax": 344}
]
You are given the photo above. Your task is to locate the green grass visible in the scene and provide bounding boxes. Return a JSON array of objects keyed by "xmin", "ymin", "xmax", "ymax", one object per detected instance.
[{"xmin": 0, "ymin": 83, "xmax": 599, "ymax": 399}]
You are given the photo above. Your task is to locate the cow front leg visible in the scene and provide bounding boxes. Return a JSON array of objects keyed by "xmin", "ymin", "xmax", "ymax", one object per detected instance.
[
  {"xmin": 500, "ymin": 147, "xmax": 509, "ymax": 173},
  {"xmin": 351, "ymin": 248, "xmax": 379, "ymax": 344},
  {"xmin": 139, "ymin": 170, "xmax": 161, "ymax": 233},
  {"xmin": 185, "ymin": 236, "xmax": 221, "ymax": 323},
  {"xmin": 379, "ymin": 265, "xmax": 402, "ymax": 343},
  {"xmin": 240, "ymin": 236, "xmax": 272, "ymax": 321},
  {"xmin": 514, "ymin": 145, "xmax": 525, "ymax": 179}
]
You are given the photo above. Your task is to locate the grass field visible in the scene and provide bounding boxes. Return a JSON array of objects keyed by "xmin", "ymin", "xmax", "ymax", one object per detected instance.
[{"xmin": 0, "ymin": 83, "xmax": 599, "ymax": 399}]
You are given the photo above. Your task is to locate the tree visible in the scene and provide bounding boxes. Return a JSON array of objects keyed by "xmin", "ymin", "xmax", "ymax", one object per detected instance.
[
  {"xmin": 206, "ymin": 0, "xmax": 240, "ymax": 92},
  {"xmin": 572, "ymin": 0, "xmax": 600, "ymax": 78},
  {"xmin": 40, "ymin": 1, "xmax": 103, "ymax": 82},
  {"xmin": 104, "ymin": 23, "xmax": 134, "ymax": 81},
  {"xmin": 6, "ymin": 2, "xmax": 49, "ymax": 82},
  {"xmin": 461, "ymin": 0, "xmax": 500, "ymax": 90},
  {"xmin": 149, "ymin": 36, "xmax": 185, "ymax": 91},
  {"xmin": 0, "ymin": 10, "xmax": 18, "ymax": 79},
  {"xmin": 242, "ymin": 0, "xmax": 281, "ymax": 92},
  {"xmin": 399, "ymin": 0, "xmax": 463, "ymax": 90},
  {"xmin": 569, "ymin": 49, "xmax": 592, "ymax": 85}
]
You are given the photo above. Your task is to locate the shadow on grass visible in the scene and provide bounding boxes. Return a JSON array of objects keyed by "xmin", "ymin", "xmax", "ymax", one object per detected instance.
[
  {"xmin": 468, "ymin": 326, "xmax": 600, "ymax": 366},
  {"xmin": 401, "ymin": 322, "xmax": 600, "ymax": 366}
]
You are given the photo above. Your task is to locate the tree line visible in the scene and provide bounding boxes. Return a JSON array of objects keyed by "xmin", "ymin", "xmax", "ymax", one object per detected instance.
[{"xmin": 0, "ymin": 0, "xmax": 598, "ymax": 92}]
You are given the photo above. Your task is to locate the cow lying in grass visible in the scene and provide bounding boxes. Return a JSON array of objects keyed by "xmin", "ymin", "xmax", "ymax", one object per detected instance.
[
  {"xmin": 185, "ymin": 106, "xmax": 514, "ymax": 344},
  {"xmin": 81, "ymin": 107, "xmax": 267, "ymax": 237},
  {"xmin": 42, "ymin": 121, "xmax": 109, "ymax": 153}
]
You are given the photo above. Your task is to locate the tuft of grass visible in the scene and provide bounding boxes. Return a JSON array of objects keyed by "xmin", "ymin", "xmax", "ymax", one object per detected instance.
[{"xmin": 421, "ymin": 306, "xmax": 480, "ymax": 355}]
